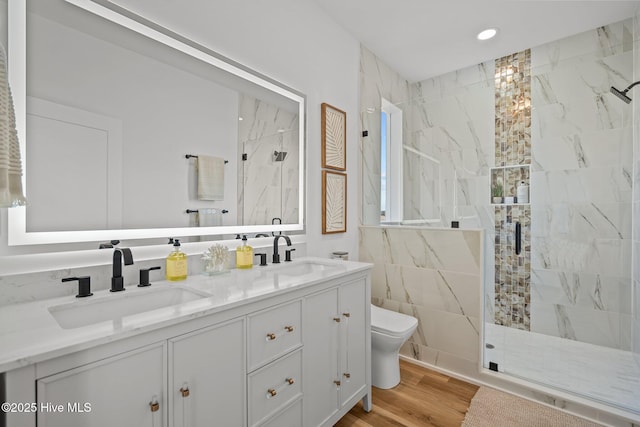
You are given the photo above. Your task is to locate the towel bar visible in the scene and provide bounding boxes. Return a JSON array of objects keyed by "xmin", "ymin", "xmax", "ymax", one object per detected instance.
[
  {"xmin": 186, "ymin": 209, "xmax": 228, "ymax": 214},
  {"xmin": 185, "ymin": 154, "xmax": 228, "ymax": 164}
]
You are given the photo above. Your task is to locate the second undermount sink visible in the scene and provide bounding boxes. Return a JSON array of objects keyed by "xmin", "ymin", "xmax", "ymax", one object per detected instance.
[
  {"xmin": 48, "ymin": 286, "xmax": 210, "ymax": 330},
  {"xmin": 273, "ymin": 260, "xmax": 343, "ymax": 277}
]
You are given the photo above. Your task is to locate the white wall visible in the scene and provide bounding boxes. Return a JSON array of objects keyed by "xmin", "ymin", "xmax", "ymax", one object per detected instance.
[
  {"xmin": 107, "ymin": 0, "xmax": 361, "ymax": 259},
  {"xmin": 0, "ymin": 0, "xmax": 361, "ymax": 265}
]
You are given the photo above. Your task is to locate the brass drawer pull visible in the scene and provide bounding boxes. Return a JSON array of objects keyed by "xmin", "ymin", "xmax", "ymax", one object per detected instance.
[
  {"xmin": 268, "ymin": 388, "xmax": 277, "ymax": 397},
  {"xmin": 284, "ymin": 325, "xmax": 294, "ymax": 332},
  {"xmin": 333, "ymin": 380, "xmax": 341, "ymax": 387},
  {"xmin": 333, "ymin": 317, "xmax": 341, "ymax": 323},
  {"xmin": 343, "ymin": 373, "xmax": 351, "ymax": 379},
  {"xmin": 180, "ymin": 387, "xmax": 190, "ymax": 397},
  {"xmin": 343, "ymin": 312, "xmax": 350, "ymax": 318},
  {"xmin": 149, "ymin": 401, "xmax": 159, "ymax": 412},
  {"xmin": 266, "ymin": 333, "xmax": 277, "ymax": 341},
  {"xmin": 286, "ymin": 377, "xmax": 295, "ymax": 385}
]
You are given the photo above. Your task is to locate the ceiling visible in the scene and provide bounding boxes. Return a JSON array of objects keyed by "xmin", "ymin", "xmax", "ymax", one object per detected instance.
[{"xmin": 311, "ymin": 0, "xmax": 640, "ymax": 82}]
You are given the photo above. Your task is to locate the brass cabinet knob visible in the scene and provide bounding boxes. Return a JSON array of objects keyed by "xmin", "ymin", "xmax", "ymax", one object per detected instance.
[
  {"xmin": 333, "ymin": 380, "xmax": 341, "ymax": 387},
  {"xmin": 343, "ymin": 373, "xmax": 351, "ymax": 379},
  {"xmin": 284, "ymin": 325, "xmax": 294, "ymax": 332},
  {"xmin": 268, "ymin": 388, "xmax": 277, "ymax": 397},
  {"xmin": 266, "ymin": 333, "xmax": 276, "ymax": 340},
  {"xmin": 149, "ymin": 401, "xmax": 160, "ymax": 412},
  {"xmin": 286, "ymin": 377, "xmax": 295, "ymax": 385},
  {"xmin": 333, "ymin": 317, "xmax": 341, "ymax": 323},
  {"xmin": 343, "ymin": 312, "xmax": 351, "ymax": 318},
  {"xmin": 180, "ymin": 387, "xmax": 190, "ymax": 397}
]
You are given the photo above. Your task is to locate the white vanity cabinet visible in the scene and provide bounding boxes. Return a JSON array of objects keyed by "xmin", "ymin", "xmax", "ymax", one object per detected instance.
[
  {"xmin": 169, "ymin": 319, "xmax": 245, "ymax": 427},
  {"xmin": 0, "ymin": 260, "xmax": 371, "ymax": 427},
  {"xmin": 36, "ymin": 343, "xmax": 166, "ymax": 427},
  {"xmin": 302, "ymin": 278, "xmax": 370, "ymax": 427},
  {"xmin": 33, "ymin": 318, "xmax": 245, "ymax": 427}
]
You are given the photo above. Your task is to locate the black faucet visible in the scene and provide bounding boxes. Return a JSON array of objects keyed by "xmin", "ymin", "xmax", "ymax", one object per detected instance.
[
  {"xmin": 272, "ymin": 235, "xmax": 291, "ymax": 264},
  {"xmin": 111, "ymin": 248, "xmax": 134, "ymax": 292}
]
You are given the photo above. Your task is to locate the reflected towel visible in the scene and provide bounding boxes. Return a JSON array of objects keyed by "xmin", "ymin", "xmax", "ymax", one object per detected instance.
[
  {"xmin": 198, "ymin": 208, "xmax": 222, "ymax": 227},
  {"xmin": 0, "ymin": 43, "xmax": 26, "ymax": 207},
  {"xmin": 197, "ymin": 155, "xmax": 224, "ymax": 200}
]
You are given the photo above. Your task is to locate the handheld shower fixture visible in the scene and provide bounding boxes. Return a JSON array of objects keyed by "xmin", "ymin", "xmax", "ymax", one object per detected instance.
[{"xmin": 610, "ymin": 81, "xmax": 640, "ymax": 104}]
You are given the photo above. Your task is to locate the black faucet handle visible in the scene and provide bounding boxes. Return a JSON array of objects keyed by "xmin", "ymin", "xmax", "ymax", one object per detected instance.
[
  {"xmin": 285, "ymin": 248, "xmax": 296, "ymax": 262},
  {"xmin": 120, "ymin": 248, "xmax": 134, "ymax": 265},
  {"xmin": 62, "ymin": 276, "xmax": 93, "ymax": 298},
  {"xmin": 138, "ymin": 266, "xmax": 162, "ymax": 287},
  {"xmin": 254, "ymin": 253, "xmax": 268, "ymax": 266}
]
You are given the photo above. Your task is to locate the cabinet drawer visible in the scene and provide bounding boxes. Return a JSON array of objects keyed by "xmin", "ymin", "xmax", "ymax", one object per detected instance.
[
  {"xmin": 260, "ymin": 398, "xmax": 302, "ymax": 427},
  {"xmin": 248, "ymin": 300, "xmax": 301, "ymax": 370},
  {"xmin": 248, "ymin": 349, "xmax": 302, "ymax": 427}
]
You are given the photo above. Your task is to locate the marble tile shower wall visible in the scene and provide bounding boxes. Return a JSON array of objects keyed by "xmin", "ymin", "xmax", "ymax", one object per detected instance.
[
  {"xmin": 360, "ymin": 46, "xmax": 410, "ymax": 225},
  {"xmin": 408, "ymin": 63, "xmax": 495, "ymax": 228},
  {"xmin": 359, "ymin": 226, "xmax": 483, "ymax": 377},
  {"xmin": 530, "ymin": 19, "xmax": 633, "ymax": 350},
  {"xmin": 634, "ymin": 11, "xmax": 640, "ymax": 363},
  {"xmin": 237, "ymin": 94, "xmax": 299, "ymax": 225}
]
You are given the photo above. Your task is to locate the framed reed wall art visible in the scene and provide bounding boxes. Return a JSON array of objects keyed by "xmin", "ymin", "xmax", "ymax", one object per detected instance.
[
  {"xmin": 322, "ymin": 170, "xmax": 347, "ymax": 234},
  {"xmin": 321, "ymin": 103, "xmax": 346, "ymax": 171}
]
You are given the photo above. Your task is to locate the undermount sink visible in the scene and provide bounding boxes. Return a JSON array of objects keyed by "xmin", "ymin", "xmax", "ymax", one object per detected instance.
[
  {"xmin": 273, "ymin": 261, "xmax": 343, "ymax": 277},
  {"xmin": 48, "ymin": 286, "xmax": 210, "ymax": 330}
]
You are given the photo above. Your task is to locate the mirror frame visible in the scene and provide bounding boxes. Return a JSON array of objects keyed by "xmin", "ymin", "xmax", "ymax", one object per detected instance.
[{"xmin": 7, "ymin": 0, "xmax": 306, "ymax": 246}]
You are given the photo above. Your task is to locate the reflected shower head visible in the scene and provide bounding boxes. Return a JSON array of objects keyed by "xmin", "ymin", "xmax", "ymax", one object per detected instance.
[
  {"xmin": 610, "ymin": 86, "xmax": 632, "ymax": 104},
  {"xmin": 611, "ymin": 81, "xmax": 640, "ymax": 104},
  {"xmin": 273, "ymin": 150, "xmax": 287, "ymax": 161}
]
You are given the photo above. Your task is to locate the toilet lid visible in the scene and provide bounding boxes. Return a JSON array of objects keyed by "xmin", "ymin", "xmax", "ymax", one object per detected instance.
[{"xmin": 371, "ymin": 305, "xmax": 418, "ymax": 337}]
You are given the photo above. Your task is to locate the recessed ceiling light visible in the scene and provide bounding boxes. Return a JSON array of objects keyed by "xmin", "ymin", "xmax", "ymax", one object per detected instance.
[{"xmin": 477, "ymin": 28, "xmax": 498, "ymax": 41}]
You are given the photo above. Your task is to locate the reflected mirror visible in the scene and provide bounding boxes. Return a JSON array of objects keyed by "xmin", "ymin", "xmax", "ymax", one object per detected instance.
[{"xmin": 7, "ymin": 0, "xmax": 305, "ymax": 245}]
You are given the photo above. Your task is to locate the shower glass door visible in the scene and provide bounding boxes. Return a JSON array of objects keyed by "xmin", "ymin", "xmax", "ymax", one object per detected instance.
[{"xmin": 484, "ymin": 17, "xmax": 640, "ymax": 415}]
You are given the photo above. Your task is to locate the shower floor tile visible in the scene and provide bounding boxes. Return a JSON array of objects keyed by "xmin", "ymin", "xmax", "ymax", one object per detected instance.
[{"xmin": 484, "ymin": 323, "xmax": 640, "ymax": 414}]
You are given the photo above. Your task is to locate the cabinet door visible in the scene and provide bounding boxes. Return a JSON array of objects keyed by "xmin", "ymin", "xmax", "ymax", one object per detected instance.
[
  {"xmin": 302, "ymin": 287, "xmax": 339, "ymax": 427},
  {"xmin": 170, "ymin": 318, "xmax": 245, "ymax": 427},
  {"xmin": 339, "ymin": 278, "xmax": 368, "ymax": 407},
  {"xmin": 37, "ymin": 343, "xmax": 166, "ymax": 427}
]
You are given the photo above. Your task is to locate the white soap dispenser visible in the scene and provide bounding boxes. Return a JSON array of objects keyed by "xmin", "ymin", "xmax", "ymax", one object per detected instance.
[{"xmin": 517, "ymin": 180, "xmax": 529, "ymax": 204}]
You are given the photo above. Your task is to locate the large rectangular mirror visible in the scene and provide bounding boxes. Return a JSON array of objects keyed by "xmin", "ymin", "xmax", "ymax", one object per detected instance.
[{"xmin": 7, "ymin": 0, "xmax": 305, "ymax": 246}]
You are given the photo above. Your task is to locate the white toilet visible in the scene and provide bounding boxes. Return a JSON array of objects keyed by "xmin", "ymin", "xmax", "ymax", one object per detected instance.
[{"xmin": 370, "ymin": 304, "xmax": 418, "ymax": 389}]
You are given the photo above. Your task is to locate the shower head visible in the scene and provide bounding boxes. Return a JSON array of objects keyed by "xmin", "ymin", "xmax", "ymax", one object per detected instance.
[
  {"xmin": 610, "ymin": 81, "xmax": 640, "ymax": 104},
  {"xmin": 273, "ymin": 150, "xmax": 287, "ymax": 161},
  {"xmin": 610, "ymin": 86, "xmax": 632, "ymax": 104}
]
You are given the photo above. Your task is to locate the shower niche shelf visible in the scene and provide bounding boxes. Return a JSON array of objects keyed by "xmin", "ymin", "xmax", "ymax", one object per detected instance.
[{"xmin": 490, "ymin": 165, "xmax": 530, "ymax": 206}]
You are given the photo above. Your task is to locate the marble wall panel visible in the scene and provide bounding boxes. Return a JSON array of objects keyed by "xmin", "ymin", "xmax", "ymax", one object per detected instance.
[
  {"xmin": 531, "ymin": 269, "xmax": 631, "ymax": 315},
  {"xmin": 530, "ymin": 203, "xmax": 631, "ymax": 242},
  {"xmin": 360, "ymin": 226, "xmax": 483, "ymax": 368},
  {"xmin": 532, "ymin": 128, "xmax": 632, "ymax": 173},
  {"xmin": 633, "ymin": 11, "xmax": 640, "ymax": 362},
  {"xmin": 531, "ymin": 19, "xmax": 633, "ymax": 74},
  {"xmin": 359, "ymin": 46, "xmax": 410, "ymax": 226},
  {"xmin": 530, "ymin": 303, "xmax": 630, "ymax": 350},
  {"xmin": 237, "ymin": 94, "xmax": 299, "ymax": 225}
]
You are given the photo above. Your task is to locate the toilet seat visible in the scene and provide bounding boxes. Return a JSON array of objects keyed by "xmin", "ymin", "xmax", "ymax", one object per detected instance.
[{"xmin": 371, "ymin": 305, "xmax": 418, "ymax": 338}]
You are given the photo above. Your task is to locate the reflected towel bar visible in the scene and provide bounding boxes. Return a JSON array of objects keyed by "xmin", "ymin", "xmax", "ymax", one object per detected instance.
[
  {"xmin": 185, "ymin": 154, "xmax": 228, "ymax": 164},
  {"xmin": 186, "ymin": 209, "xmax": 228, "ymax": 214}
]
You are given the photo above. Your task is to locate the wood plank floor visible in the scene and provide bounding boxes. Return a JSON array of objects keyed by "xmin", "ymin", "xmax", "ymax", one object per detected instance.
[{"xmin": 334, "ymin": 359, "xmax": 479, "ymax": 427}]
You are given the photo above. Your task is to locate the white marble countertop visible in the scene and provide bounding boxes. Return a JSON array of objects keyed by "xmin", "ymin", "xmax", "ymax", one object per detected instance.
[{"xmin": 0, "ymin": 257, "xmax": 371, "ymax": 373}]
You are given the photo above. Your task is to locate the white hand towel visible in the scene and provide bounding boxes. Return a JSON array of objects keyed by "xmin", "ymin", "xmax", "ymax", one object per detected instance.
[
  {"xmin": 198, "ymin": 208, "xmax": 222, "ymax": 227},
  {"xmin": 0, "ymin": 43, "xmax": 26, "ymax": 207},
  {"xmin": 197, "ymin": 155, "xmax": 225, "ymax": 201}
]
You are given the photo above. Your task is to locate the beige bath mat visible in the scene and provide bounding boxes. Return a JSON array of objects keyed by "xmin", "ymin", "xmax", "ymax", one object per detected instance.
[{"xmin": 462, "ymin": 386, "xmax": 603, "ymax": 427}]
